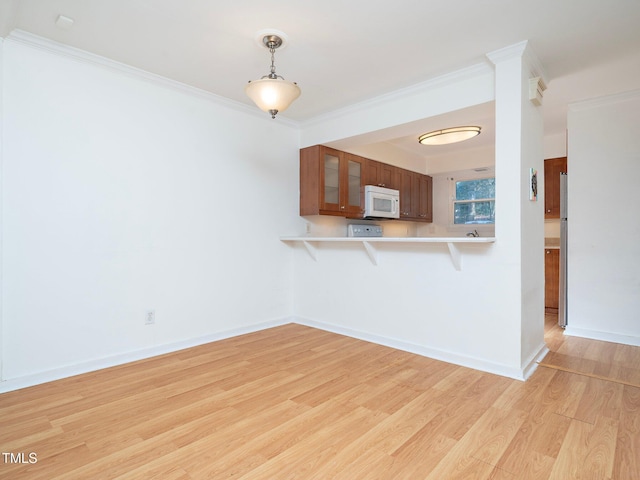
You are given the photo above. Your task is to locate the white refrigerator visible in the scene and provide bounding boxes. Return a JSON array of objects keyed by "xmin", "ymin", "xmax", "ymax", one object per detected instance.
[{"xmin": 558, "ymin": 173, "xmax": 568, "ymax": 328}]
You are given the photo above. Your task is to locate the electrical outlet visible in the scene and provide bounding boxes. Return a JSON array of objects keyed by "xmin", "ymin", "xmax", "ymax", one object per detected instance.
[{"xmin": 145, "ymin": 310, "xmax": 155, "ymax": 325}]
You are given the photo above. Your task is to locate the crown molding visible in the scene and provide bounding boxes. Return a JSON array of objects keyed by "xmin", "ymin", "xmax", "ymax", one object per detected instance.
[
  {"xmin": 4, "ymin": 30, "xmax": 300, "ymax": 128},
  {"xmin": 568, "ymin": 88, "xmax": 640, "ymax": 112},
  {"xmin": 301, "ymin": 61, "xmax": 494, "ymax": 128},
  {"xmin": 486, "ymin": 40, "xmax": 529, "ymax": 64},
  {"xmin": 486, "ymin": 40, "xmax": 548, "ymax": 88}
]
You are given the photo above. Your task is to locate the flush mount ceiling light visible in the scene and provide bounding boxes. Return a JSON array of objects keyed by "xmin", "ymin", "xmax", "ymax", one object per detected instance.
[
  {"xmin": 245, "ymin": 32, "xmax": 301, "ymax": 119},
  {"xmin": 418, "ymin": 126, "xmax": 481, "ymax": 146}
]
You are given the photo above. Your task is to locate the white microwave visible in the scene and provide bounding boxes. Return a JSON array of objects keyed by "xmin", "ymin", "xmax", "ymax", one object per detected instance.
[{"xmin": 363, "ymin": 185, "xmax": 400, "ymax": 219}]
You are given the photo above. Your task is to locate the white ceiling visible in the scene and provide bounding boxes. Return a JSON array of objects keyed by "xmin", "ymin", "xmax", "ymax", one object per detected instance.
[{"xmin": 2, "ymin": 0, "xmax": 640, "ymax": 156}]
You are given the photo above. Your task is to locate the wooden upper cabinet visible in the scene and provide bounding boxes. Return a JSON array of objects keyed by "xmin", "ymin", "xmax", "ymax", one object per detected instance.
[
  {"xmin": 300, "ymin": 145, "xmax": 431, "ymax": 222},
  {"xmin": 380, "ymin": 163, "xmax": 400, "ymax": 190},
  {"xmin": 399, "ymin": 170, "xmax": 432, "ymax": 222},
  {"xmin": 365, "ymin": 159, "xmax": 399, "ymax": 190},
  {"xmin": 364, "ymin": 159, "xmax": 381, "ymax": 186},
  {"xmin": 544, "ymin": 157, "xmax": 567, "ymax": 218},
  {"xmin": 399, "ymin": 169, "xmax": 416, "ymax": 219},
  {"xmin": 417, "ymin": 174, "xmax": 433, "ymax": 222},
  {"xmin": 300, "ymin": 145, "xmax": 364, "ymax": 217}
]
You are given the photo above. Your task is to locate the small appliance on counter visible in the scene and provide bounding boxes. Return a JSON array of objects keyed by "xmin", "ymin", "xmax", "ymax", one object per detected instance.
[{"xmin": 348, "ymin": 224, "xmax": 383, "ymax": 237}]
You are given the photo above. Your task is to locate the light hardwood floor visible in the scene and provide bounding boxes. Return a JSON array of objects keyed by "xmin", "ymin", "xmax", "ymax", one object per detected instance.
[
  {"xmin": 541, "ymin": 314, "xmax": 640, "ymax": 388},
  {"xmin": 1, "ymin": 319, "xmax": 638, "ymax": 479}
]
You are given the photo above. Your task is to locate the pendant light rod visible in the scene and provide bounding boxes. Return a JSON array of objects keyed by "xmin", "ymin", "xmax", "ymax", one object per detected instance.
[{"xmin": 265, "ymin": 36, "xmax": 282, "ymax": 79}]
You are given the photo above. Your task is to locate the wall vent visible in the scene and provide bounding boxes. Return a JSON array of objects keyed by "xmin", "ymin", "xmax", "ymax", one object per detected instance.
[{"xmin": 529, "ymin": 76, "xmax": 547, "ymax": 106}]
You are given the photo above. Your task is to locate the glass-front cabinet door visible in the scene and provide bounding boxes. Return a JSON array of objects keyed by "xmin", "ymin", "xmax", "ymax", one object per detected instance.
[
  {"xmin": 322, "ymin": 151, "xmax": 341, "ymax": 212},
  {"xmin": 319, "ymin": 148, "xmax": 364, "ymax": 216},
  {"xmin": 344, "ymin": 154, "xmax": 364, "ymax": 216}
]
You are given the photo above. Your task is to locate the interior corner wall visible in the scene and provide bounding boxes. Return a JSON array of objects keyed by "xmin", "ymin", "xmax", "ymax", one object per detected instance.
[
  {"xmin": 0, "ymin": 38, "xmax": 302, "ymax": 388},
  {"xmin": 566, "ymin": 90, "xmax": 640, "ymax": 345}
]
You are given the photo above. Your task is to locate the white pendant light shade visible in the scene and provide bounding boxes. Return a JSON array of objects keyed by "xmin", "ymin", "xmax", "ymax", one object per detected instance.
[
  {"xmin": 245, "ymin": 77, "xmax": 301, "ymax": 117},
  {"xmin": 418, "ymin": 126, "xmax": 481, "ymax": 145}
]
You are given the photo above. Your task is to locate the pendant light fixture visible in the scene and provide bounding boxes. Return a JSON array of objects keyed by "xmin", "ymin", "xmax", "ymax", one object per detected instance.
[
  {"xmin": 418, "ymin": 126, "xmax": 481, "ymax": 145},
  {"xmin": 245, "ymin": 33, "xmax": 301, "ymax": 119}
]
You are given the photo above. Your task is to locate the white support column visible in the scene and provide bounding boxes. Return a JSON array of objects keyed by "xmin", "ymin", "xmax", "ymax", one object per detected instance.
[{"xmin": 487, "ymin": 41, "xmax": 547, "ymax": 372}]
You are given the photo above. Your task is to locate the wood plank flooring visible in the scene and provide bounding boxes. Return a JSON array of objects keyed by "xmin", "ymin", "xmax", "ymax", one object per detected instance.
[
  {"xmin": 1, "ymin": 319, "xmax": 639, "ymax": 479},
  {"xmin": 540, "ymin": 314, "xmax": 640, "ymax": 388}
]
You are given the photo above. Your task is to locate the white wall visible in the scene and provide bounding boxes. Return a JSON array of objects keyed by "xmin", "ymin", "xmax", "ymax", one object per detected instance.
[
  {"xmin": 566, "ymin": 90, "xmax": 640, "ymax": 345},
  {"xmin": 544, "ymin": 132, "xmax": 567, "ymax": 159},
  {"xmin": 0, "ymin": 37, "xmax": 302, "ymax": 389},
  {"xmin": 293, "ymin": 43, "xmax": 547, "ymax": 379},
  {"xmin": 300, "ymin": 64, "xmax": 495, "ymax": 148},
  {"xmin": 0, "ymin": 35, "xmax": 556, "ymax": 389}
]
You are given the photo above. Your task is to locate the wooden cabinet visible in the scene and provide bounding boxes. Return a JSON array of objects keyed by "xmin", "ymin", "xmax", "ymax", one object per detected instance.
[
  {"xmin": 365, "ymin": 159, "xmax": 399, "ymax": 190},
  {"xmin": 398, "ymin": 170, "xmax": 432, "ymax": 222},
  {"xmin": 417, "ymin": 174, "xmax": 433, "ymax": 222},
  {"xmin": 300, "ymin": 145, "xmax": 432, "ymax": 222},
  {"xmin": 300, "ymin": 145, "xmax": 365, "ymax": 217},
  {"xmin": 399, "ymin": 169, "xmax": 416, "ymax": 219},
  {"xmin": 545, "ymin": 248, "xmax": 560, "ymax": 312},
  {"xmin": 544, "ymin": 157, "xmax": 567, "ymax": 218}
]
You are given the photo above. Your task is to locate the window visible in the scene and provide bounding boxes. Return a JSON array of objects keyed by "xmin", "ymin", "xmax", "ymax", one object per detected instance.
[{"xmin": 452, "ymin": 177, "xmax": 495, "ymax": 224}]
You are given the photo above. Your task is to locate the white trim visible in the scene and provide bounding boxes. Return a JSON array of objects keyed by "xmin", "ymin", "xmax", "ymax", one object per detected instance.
[
  {"xmin": 0, "ymin": 317, "xmax": 292, "ymax": 393},
  {"xmin": 486, "ymin": 40, "xmax": 528, "ymax": 65},
  {"xmin": 486, "ymin": 40, "xmax": 548, "ymax": 90},
  {"xmin": 4, "ymin": 29, "xmax": 300, "ymax": 128},
  {"xmin": 564, "ymin": 326, "xmax": 640, "ymax": 347},
  {"xmin": 294, "ymin": 316, "xmax": 530, "ymax": 381},
  {"xmin": 1, "ymin": 313, "xmax": 551, "ymax": 393},
  {"xmin": 523, "ymin": 343, "xmax": 549, "ymax": 379},
  {"xmin": 568, "ymin": 88, "xmax": 640, "ymax": 113}
]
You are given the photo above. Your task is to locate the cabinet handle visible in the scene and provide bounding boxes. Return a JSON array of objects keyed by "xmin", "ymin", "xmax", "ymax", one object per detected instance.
[
  {"xmin": 547, "ymin": 209, "xmax": 551, "ymax": 213},
  {"xmin": 340, "ymin": 205, "xmax": 345, "ymax": 210}
]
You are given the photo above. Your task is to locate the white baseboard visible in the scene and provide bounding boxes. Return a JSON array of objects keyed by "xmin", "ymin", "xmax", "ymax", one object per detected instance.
[
  {"xmin": 564, "ymin": 326, "xmax": 640, "ymax": 347},
  {"xmin": 1, "ymin": 315, "xmax": 554, "ymax": 393},
  {"xmin": 0, "ymin": 317, "xmax": 292, "ymax": 393},
  {"xmin": 522, "ymin": 343, "xmax": 550, "ymax": 380},
  {"xmin": 294, "ymin": 316, "xmax": 532, "ymax": 381}
]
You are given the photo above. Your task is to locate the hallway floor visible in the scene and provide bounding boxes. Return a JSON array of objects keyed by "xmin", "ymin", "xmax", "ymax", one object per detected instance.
[{"xmin": 541, "ymin": 313, "xmax": 640, "ymax": 388}]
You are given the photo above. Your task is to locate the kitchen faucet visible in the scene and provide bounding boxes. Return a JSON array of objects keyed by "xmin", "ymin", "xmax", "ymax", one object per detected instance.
[{"xmin": 466, "ymin": 229, "xmax": 480, "ymax": 237}]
